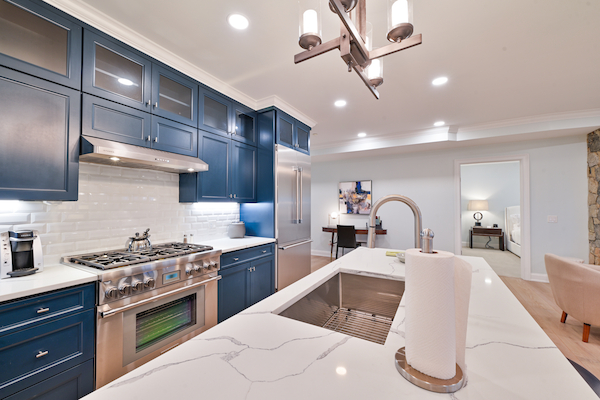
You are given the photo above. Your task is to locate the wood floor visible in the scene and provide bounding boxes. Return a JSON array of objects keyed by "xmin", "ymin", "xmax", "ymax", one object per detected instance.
[{"xmin": 310, "ymin": 255, "xmax": 600, "ymax": 380}]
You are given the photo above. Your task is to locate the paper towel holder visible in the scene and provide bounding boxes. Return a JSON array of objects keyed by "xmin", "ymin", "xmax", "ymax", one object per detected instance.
[{"xmin": 394, "ymin": 347, "xmax": 464, "ymax": 393}]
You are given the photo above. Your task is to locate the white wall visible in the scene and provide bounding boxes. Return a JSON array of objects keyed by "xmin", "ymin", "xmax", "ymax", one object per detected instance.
[
  {"xmin": 0, "ymin": 163, "xmax": 239, "ymax": 265},
  {"xmin": 460, "ymin": 162, "xmax": 520, "ymax": 247},
  {"xmin": 311, "ymin": 136, "xmax": 588, "ymax": 276}
]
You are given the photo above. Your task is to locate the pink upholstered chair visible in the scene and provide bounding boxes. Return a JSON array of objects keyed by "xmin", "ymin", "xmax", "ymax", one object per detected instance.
[{"xmin": 545, "ymin": 254, "xmax": 600, "ymax": 342}]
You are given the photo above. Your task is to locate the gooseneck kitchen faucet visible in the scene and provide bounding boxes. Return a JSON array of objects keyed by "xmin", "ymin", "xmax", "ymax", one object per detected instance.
[{"xmin": 367, "ymin": 194, "xmax": 434, "ymax": 252}]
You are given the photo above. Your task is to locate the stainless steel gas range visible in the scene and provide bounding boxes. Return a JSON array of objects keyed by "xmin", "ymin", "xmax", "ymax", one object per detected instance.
[{"xmin": 62, "ymin": 242, "xmax": 221, "ymax": 388}]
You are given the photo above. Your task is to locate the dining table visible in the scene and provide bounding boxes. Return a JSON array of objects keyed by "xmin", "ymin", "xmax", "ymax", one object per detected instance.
[{"xmin": 322, "ymin": 226, "xmax": 387, "ymax": 260}]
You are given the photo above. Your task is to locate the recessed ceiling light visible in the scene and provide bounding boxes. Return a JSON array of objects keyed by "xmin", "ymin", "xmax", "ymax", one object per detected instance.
[
  {"xmin": 434, "ymin": 121, "xmax": 445, "ymax": 127},
  {"xmin": 118, "ymin": 78, "xmax": 134, "ymax": 86},
  {"xmin": 336, "ymin": 367, "xmax": 347, "ymax": 375},
  {"xmin": 357, "ymin": 132, "xmax": 367, "ymax": 137},
  {"xmin": 334, "ymin": 100, "xmax": 347, "ymax": 107},
  {"xmin": 228, "ymin": 14, "xmax": 249, "ymax": 30},
  {"xmin": 432, "ymin": 76, "xmax": 448, "ymax": 86},
  {"xmin": 109, "ymin": 157, "xmax": 120, "ymax": 161}
]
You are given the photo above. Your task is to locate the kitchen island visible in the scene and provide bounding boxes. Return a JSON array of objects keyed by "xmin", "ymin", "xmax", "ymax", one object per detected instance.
[{"xmin": 82, "ymin": 247, "xmax": 597, "ymax": 399}]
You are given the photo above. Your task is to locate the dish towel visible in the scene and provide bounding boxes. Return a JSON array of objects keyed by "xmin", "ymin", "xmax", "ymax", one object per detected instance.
[{"xmin": 404, "ymin": 249, "xmax": 473, "ymax": 380}]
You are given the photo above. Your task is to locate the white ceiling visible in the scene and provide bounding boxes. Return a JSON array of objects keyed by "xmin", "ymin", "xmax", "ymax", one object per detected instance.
[{"xmin": 47, "ymin": 0, "xmax": 600, "ymax": 160}]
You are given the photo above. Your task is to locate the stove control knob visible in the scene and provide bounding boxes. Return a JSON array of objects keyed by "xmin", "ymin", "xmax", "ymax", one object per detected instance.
[
  {"xmin": 186, "ymin": 267, "xmax": 193, "ymax": 276},
  {"xmin": 119, "ymin": 284, "xmax": 131, "ymax": 296},
  {"xmin": 194, "ymin": 263, "xmax": 202, "ymax": 272},
  {"xmin": 209, "ymin": 261, "xmax": 217, "ymax": 269},
  {"xmin": 132, "ymin": 280, "xmax": 144, "ymax": 291},
  {"xmin": 105, "ymin": 287, "xmax": 118, "ymax": 299},
  {"xmin": 202, "ymin": 262, "xmax": 210, "ymax": 270},
  {"xmin": 144, "ymin": 278, "xmax": 156, "ymax": 289}
]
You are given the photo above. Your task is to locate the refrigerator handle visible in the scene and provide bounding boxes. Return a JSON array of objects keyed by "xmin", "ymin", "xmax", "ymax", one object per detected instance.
[
  {"xmin": 294, "ymin": 166, "xmax": 300, "ymax": 224},
  {"xmin": 278, "ymin": 240, "xmax": 313, "ymax": 250},
  {"xmin": 298, "ymin": 167, "xmax": 303, "ymax": 224}
]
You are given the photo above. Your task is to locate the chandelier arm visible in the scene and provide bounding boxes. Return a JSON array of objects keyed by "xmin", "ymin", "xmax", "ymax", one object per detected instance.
[
  {"xmin": 294, "ymin": 37, "xmax": 341, "ymax": 64},
  {"xmin": 352, "ymin": 64, "xmax": 380, "ymax": 99},
  {"xmin": 329, "ymin": 0, "xmax": 369, "ymax": 62},
  {"xmin": 369, "ymin": 34, "xmax": 422, "ymax": 60}
]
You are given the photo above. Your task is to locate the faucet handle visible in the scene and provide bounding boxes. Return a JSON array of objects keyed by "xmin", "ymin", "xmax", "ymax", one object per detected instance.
[{"xmin": 420, "ymin": 228, "xmax": 434, "ymax": 253}]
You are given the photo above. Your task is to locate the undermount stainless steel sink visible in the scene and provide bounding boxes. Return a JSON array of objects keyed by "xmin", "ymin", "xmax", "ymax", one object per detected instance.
[{"xmin": 277, "ymin": 272, "xmax": 405, "ymax": 345}]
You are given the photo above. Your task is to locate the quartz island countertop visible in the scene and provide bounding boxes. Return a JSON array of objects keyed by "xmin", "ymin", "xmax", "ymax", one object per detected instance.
[{"xmin": 82, "ymin": 247, "xmax": 597, "ymax": 399}]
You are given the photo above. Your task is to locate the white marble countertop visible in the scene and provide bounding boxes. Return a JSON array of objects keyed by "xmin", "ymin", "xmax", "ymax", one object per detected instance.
[
  {"xmin": 200, "ymin": 236, "xmax": 276, "ymax": 253},
  {"xmin": 82, "ymin": 247, "xmax": 596, "ymax": 399},
  {"xmin": 0, "ymin": 264, "xmax": 98, "ymax": 303}
]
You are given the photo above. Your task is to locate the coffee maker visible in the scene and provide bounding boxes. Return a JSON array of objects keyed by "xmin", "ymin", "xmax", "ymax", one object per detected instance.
[{"xmin": 1, "ymin": 230, "xmax": 44, "ymax": 279}]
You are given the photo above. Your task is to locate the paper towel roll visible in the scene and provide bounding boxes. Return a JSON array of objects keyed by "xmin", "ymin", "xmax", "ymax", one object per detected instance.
[
  {"xmin": 454, "ymin": 257, "xmax": 473, "ymax": 375},
  {"xmin": 405, "ymin": 249, "xmax": 457, "ymax": 379}
]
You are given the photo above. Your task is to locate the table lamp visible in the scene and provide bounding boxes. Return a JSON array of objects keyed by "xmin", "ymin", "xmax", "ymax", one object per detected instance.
[
  {"xmin": 329, "ymin": 211, "xmax": 338, "ymax": 227},
  {"xmin": 467, "ymin": 200, "xmax": 488, "ymax": 226}
]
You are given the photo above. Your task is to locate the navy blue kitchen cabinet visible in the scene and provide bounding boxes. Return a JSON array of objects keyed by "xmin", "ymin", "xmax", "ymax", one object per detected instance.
[
  {"xmin": 273, "ymin": 108, "xmax": 310, "ymax": 155},
  {"xmin": 151, "ymin": 64, "xmax": 198, "ymax": 127},
  {"xmin": 179, "ymin": 130, "xmax": 256, "ymax": 203},
  {"xmin": 199, "ymin": 87, "xmax": 257, "ymax": 146},
  {"xmin": 151, "ymin": 116, "xmax": 198, "ymax": 157},
  {"xmin": 218, "ymin": 244, "xmax": 275, "ymax": 323},
  {"xmin": 82, "ymin": 93, "xmax": 152, "ymax": 148},
  {"xmin": 82, "ymin": 94, "xmax": 198, "ymax": 157},
  {"xmin": 0, "ymin": 0, "xmax": 82, "ymax": 90},
  {"xmin": 230, "ymin": 141, "xmax": 257, "ymax": 202},
  {"xmin": 0, "ymin": 66, "xmax": 80, "ymax": 201},
  {"xmin": 82, "ymin": 29, "xmax": 153, "ymax": 112},
  {"xmin": 0, "ymin": 283, "xmax": 95, "ymax": 400},
  {"xmin": 83, "ymin": 29, "xmax": 198, "ymax": 127}
]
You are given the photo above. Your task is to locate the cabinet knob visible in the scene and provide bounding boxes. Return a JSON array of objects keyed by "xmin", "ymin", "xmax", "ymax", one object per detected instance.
[
  {"xmin": 154, "ymin": 137, "xmax": 158, "ymax": 143},
  {"xmin": 146, "ymin": 100, "xmax": 151, "ymax": 106},
  {"xmin": 262, "ymin": 250, "xmax": 267, "ymax": 253},
  {"xmin": 229, "ymin": 194, "xmax": 233, "ymax": 198},
  {"xmin": 154, "ymin": 102, "xmax": 158, "ymax": 108},
  {"xmin": 233, "ymin": 194, "xmax": 237, "ymax": 198},
  {"xmin": 146, "ymin": 135, "xmax": 151, "ymax": 141},
  {"xmin": 36, "ymin": 350, "xmax": 49, "ymax": 358},
  {"xmin": 233, "ymin": 257, "xmax": 239, "ymax": 261}
]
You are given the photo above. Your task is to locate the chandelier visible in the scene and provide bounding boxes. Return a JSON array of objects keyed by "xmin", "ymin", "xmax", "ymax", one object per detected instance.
[{"xmin": 295, "ymin": 0, "xmax": 422, "ymax": 99}]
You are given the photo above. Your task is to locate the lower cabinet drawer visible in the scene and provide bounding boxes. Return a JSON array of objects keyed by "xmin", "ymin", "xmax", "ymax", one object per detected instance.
[
  {"xmin": 5, "ymin": 359, "xmax": 94, "ymax": 400},
  {"xmin": 220, "ymin": 244, "xmax": 274, "ymax": 268},
  {"xmin": 0, "ymin": 309, "xmax": 94, "ymax": 399}
]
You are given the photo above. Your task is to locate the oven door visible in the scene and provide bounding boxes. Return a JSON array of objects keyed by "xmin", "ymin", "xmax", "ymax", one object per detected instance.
[{"xmin": 96, "ymin": 275, "xmax": 219, "ymax": 388}]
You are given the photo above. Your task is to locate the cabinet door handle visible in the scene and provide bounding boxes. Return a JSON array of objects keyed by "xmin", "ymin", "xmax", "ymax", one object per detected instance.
[
  {"xmin": 154, "ymin": 137, "xmax": 158, "ymax": 143},
  {"xmin": 253, "ymin": 267, "xmax": 256, "ymax": 272},
  {"xmin": 233, "ymin": 194, "xmax": 237, "ymax": 198},
  {"xmin": 37, "ymin": 307, "xmax": 50, "ymax": 314},
  {"xmin": 146, "ymin": 135, "xmax": 151, "ymax": 141},
  {"xmin": 262, "ymin": 250, "xmax": 267, "ymax": 253},
  {"xmin": 233, "ymin": 257, "xmax": 239, "ymax": 261},
  {"xmin": 146, "ymin": 100, "xmax": 151, "ymax": 106},
  {"xmin": 154, "ymin": 102, "xmax": 158, "ymax": 108},
  {"xmin": 36, "ymin": 350, "xmax": 49, "ymax": 358}
]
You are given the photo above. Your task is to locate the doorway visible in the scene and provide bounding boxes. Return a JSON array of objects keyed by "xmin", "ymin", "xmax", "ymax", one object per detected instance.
[{"xmin": 454, "ymin": 155, "xmax": 531, "ymax": 280}]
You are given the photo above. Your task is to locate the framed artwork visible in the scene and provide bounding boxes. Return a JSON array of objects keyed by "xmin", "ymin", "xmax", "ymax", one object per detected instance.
[{"xmin": 339, "ymin": 181, "xmax": 372, "ymax": 215}]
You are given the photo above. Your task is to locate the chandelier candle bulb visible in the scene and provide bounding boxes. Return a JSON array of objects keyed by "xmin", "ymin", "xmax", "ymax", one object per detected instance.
[
  {"xmin": 387, "ymin": 0, "xmax": 413, "ymax": 42},
  {"xmin": 298, "ymin": 0, "xmax": 322, "ymax": 50}
]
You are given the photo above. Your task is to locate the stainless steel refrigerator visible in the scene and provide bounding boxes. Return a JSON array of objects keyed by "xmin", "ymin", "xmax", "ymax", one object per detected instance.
[{"xmin": 276, "ymin": 144, "xmax": 311, "ymax": 290}]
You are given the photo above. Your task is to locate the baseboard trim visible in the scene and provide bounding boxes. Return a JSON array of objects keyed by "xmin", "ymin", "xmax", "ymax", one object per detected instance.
[
  {"xmin": 311, "ymin": 249, "xmax": 331, "ymax": 257},
  {"xmin": 530, "ymin": 273, "xmax": 549, "ymax": 283}
]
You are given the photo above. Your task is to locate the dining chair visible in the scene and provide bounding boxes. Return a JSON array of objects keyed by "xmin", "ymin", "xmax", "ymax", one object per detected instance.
[{"xmin": 335, "ymin": 225, "xmax": 362, "ymax": 259}]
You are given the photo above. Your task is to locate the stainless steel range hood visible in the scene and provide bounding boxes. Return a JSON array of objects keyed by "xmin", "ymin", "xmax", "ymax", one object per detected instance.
[{"xmin": 80, "ymin": 136, "xmax": 208, "ymax": 174}]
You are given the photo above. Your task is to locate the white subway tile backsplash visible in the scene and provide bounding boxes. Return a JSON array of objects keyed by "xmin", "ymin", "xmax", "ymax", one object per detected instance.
[{"xmin": 1, "ymin": 164, "xmax": 239, "ymax": 264}]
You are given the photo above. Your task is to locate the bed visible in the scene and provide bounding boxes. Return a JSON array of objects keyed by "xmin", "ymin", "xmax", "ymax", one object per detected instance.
[{"xmin": 505, "ymin": 205, "xmax": 521, "ymax": 257}]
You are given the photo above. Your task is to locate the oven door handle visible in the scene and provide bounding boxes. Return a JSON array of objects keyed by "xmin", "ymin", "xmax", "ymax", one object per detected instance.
[{"xmin": 100, "ymin": 275, "xmax": 221, "ymax": 319}]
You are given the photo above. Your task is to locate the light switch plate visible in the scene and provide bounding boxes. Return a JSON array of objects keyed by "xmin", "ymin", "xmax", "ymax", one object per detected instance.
[{"xmin": 547, "ymin": 215, "xmax": 558, "ymax": 223}]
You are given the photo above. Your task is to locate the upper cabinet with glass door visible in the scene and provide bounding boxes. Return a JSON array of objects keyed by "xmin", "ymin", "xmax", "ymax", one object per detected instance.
[
  {"xmin": 151, "ymin": 65, "xmax": 198, "ymax": 126},
  {"xmin": 0, "ymin": 0, "xmax": 82, "ymax": 89},
  {"xmin": 199, "ymin": 87, "xmax": 257, "ymax": 146},
  {"xmin": 82, "ymin": 30, "xmax": 152, "ymax": 111},
  {"xmin": 83, "ymin": 30, "xmax": 198, "ymax": 127}
]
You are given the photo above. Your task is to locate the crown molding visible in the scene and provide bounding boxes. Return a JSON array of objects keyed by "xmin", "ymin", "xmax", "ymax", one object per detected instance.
[
  {"xmin": 255, "ymin": 96, "xmax": 317, "ymax": 128},
  {"xmin": 42, "ymin": 0, "xmax": 318, "ymax": 123}
]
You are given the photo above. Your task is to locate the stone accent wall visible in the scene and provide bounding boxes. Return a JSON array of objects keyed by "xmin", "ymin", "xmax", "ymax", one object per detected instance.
[{"xmin": 588, "ymin": 129, "xmax": 600, "ymax": 263}]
